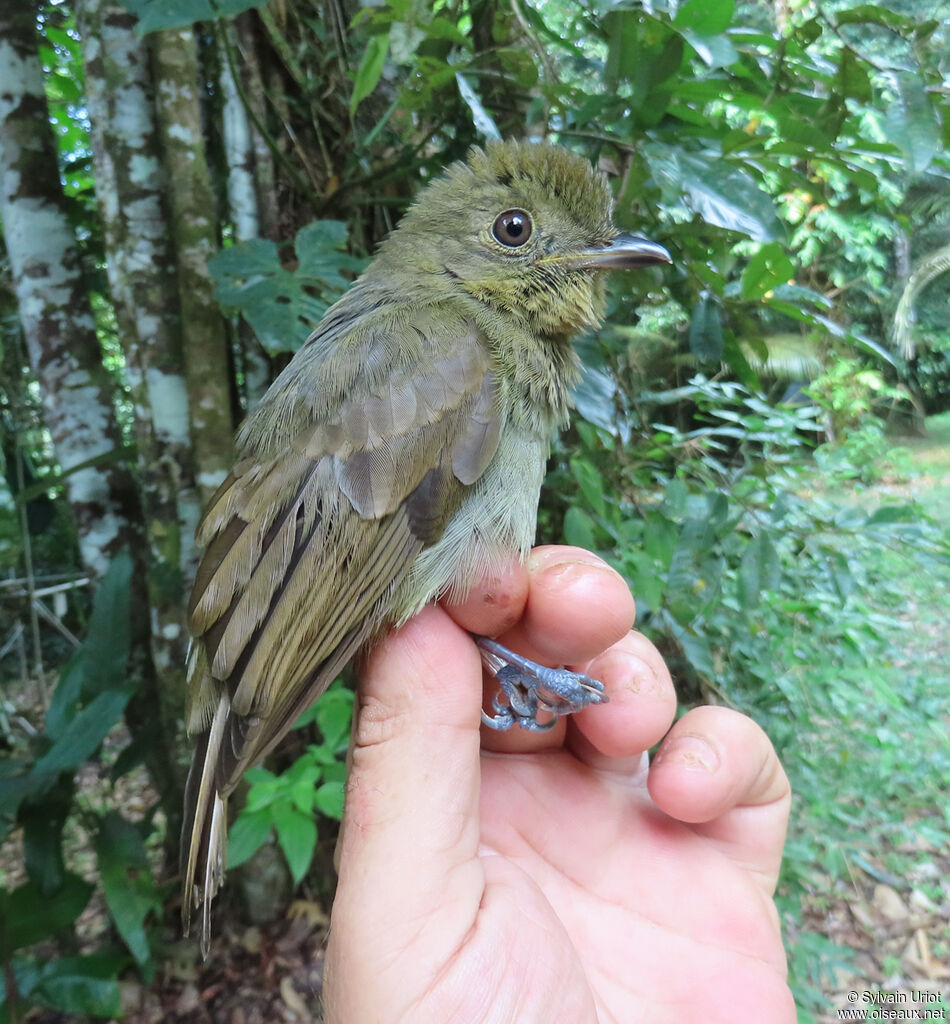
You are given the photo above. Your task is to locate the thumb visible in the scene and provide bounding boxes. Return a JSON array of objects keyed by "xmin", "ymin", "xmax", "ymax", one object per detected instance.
[{"xmin": 328, "ymin": 606, "xmax": 485, "ymax": 985}]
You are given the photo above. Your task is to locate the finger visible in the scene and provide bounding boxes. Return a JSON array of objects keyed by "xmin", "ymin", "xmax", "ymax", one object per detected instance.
[
  {"xmin": 443, "ymin": 546, "xmax": 638, "ymax": 755},
  {"xmin": 331, "ymin": 607, "xmax": 485, "ymax": 977},
  {"xmin": 567, "ymin": 630, "xmax": 677, "ymax": 763},
  {"xmin": 506, "ymin": 545, "xmax": 636, "ymax": 665},
  {"xmin": 647, "ymin": 705, "xmax": 791, "ymax": 886},
  {"xmin": 472, "ymin": 547, "xmax": 638, "ymax": 754},
  {"xmin": 440, "ymin": 554, "xmax": 529, "ymax": 637}
]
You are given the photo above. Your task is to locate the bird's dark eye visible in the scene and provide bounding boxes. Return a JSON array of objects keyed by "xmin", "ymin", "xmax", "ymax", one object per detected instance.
[{"xmin": 492, "ymin": 209, "xmax": 533, "ymax": 248}]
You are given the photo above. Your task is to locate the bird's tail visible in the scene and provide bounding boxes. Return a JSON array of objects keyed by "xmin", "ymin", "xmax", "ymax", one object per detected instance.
[{"xmin": 180, "ymin": 695, "xmax": 230, "ymax": 958}]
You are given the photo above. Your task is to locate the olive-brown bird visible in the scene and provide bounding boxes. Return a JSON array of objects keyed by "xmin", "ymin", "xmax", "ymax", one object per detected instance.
[{"xmin": 180, "ymin": 140, "xmax": 670, "ymax": 950}]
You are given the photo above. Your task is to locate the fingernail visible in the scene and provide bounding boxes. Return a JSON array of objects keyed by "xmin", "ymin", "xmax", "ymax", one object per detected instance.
[
  {"xmin": 653, "ymin": 735, "xmax": 719, "ymax": 772},
  {"xmin": 527, "ymin": 546, "xmax": 613, "ymax": 575}
]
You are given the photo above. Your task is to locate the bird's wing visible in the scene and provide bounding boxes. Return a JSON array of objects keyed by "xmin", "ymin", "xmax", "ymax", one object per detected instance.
[
  {"xmin": 181, "ymin": 307, "xmax": 502, "ymax": 940},
  {"xmin": 187, "ymin": 308, "xmax": 501, "ymax": 785}
]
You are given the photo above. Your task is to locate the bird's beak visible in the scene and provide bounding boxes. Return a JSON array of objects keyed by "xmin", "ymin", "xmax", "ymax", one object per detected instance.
[{"xmin": 565, "ymin": 234, "xmax": 672, "ymax": 270}]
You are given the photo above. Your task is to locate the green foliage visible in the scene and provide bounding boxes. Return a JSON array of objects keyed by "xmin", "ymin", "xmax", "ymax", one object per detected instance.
[
  {"xmin": 550, "ymin": 373, "xmax": 950, "ymax": 1017},
  {"xmin": 228, "ymin": 683, "xmax": 353, "ymax": 884},
  {"xmin": 209, "ymin": 221, "xmax": 367, "ymax": 355},
  {"xmin": 0, "ymin": 554, "xmax": 161, "ymax": 1021},
  {"xmin": 805, "ymin": 357, "xmax": 910, "ymax": 438},
  {"xmin": 117, "ymin": 0, "xmax": 265, "ymax": 35}
]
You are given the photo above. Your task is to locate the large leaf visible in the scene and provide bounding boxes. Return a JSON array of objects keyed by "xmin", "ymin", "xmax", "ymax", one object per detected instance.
[
  {"xmin": 884, "ymin": 72, "xmax": 940, "ymax": 176},
  {"xmin": 20, "ymin": 776, "xmax": 72, "ymax": 894},
  {"xmin": 295, "ymin": 222, "xmax": 366, "ymax": 288},
  {"xmin": 737, "ymin": 532, "xmax": 781, "ymax": 609},
  {"xmin": 118, "ymin": 0, "xmax": 265, "ymax": 34},
  {"xmin": 227, "ymin": 810, "xmax": 273, "ymax": 870},
  {"xmin": 455, "ymin": 73, "xmax": 501, "ymax": 141},
  {"xmin": 689, "ymin": 295, "xmax": 724, "ymax": 362},
  {"xmin": 1, "ymin": 874, "xmax": 93, "ymax": 952},
  {"xmin": 604, "ymin": 10, "xmax": 683, "ymax": 105},
  {"xmin": 350, "ymin": 31, "xmax": 390, "ymax": 115},
  {"xmin": 210, "ymin": 223, "xmax": 361, "ymax": 354},
  {"xmin": 672, "ymin": 0, "xmax": 734, "ymax": 36},
  {"xmin": 31, "ymin": 954, "xmax": 124, "ymax": 1018},
  {"xmin": 563, "ymin": 506, "xmax": 598, "ymax": 550},
  {"xmin": 33, "ymin": 690, "xmax": 131, "ymax": 785},
  {"xmin": 95, "ymin": 813, "xmax": 160, "ymax": 966},
  {"xmin": 643, "ymin": 145, "xmax": 780, "ymax": 241},
  {"xmin": 741, "ymin": 242, "xmax": 795, "ymax": 301},
  {"xmin": 46, "ymin": 550, "xmax": 132, "ymax": 738},
  {"xmin": 272, "ymin": 805, "xmax": 317, "ymax": 885}
]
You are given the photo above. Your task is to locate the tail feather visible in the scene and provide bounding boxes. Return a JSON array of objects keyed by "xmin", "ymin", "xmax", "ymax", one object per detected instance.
[{"xmin": 180, "ymin": 696, "xmax": 229, "ymax": 955}]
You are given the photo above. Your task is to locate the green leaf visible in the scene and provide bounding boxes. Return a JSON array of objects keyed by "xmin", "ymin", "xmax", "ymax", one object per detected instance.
[
  {"xmin": 563, "ymin": 506, "xmax": 597, "ymax": 549},
  {"xmin": 604, "ymin": 11, "xmax": 682, "ymax": 98},
  {"xmin": 865, "ymin": 504, "xmax": 919, "ymax": 525},
  {"xmin": 885, "ymin": 72, "xmax": 940, "ymax": 175},
  {"xmin": 455, "ymin": 73, "xmax": 501, "ymax": 141},
  {"xmin": 673, "ymin": 0, "xmax": 734, "ymax": 36},
  {"xmin": 33, "ymin": 690, "xmax": 130, "ymax": 785},
  {"xmin": 95, "ymin": 813, "xmax": 159, "ymax": 965},
  {"xmin": 46, "ymin": 550, "xmax": 133, "ymax": 738},
  {"xmin": 678, "ymin": 30, "xmax": 737, "ymax": 69},
  {"xmin": 20, "ymin": 777, "xmax": 72, "ymax": 894},
  {"xmin": 118, "ymin": 0, "xmax": 266, "ymax": 34},
  {"xmin": 688, "ymin": 295, "xmax": 724, "ymax": 363},
  {"xmin": 313, "ymin": 686, "xmax": 355, "ymax": 752},
  {"xmin": 643, "ymin": 145, "xmax": 780, "ymax": 241},
  {"xmin": 834, "ymin": 5, "xmax": 913, "ymax": 31},
  {"xmin": 227, "ymin": 810, "xmax": 274, "ymax": 869},
  {"xmin": 569, "ymin": 457, "xmax": 606, "ymax": 516},
  {"xmin": 644, "ymin": 511, "xmax": 678, "ymax": 571},
  {"xmin": 273, "ymin": 805, "xmax": 317, "ymax": 884},
  {"xmin": 741, "ymin": 242, "xmax": 795, "ymax": 301},
  {"xmin": 211, "ymin": 226, "xmax": 360, "ymax": 354},
  {"xmin": 295, "ymin": 221, "xmax": 365, "ymax": 287},
  {"xmin": 31, "ymin": 954, "xmax": 124, "ymax": 1017},
  {"xmin": 604, "ymin": 9, "xmax": 640, "ymax": 91},
  {"xmin": 1, "ymin": 874, "xmax": 93, "ymax": 952},
  {"xmin": 314, "ymin": 780, "xmax": 345, "ymax": 820},
  {"xmin": 834, "ymin": 49, "xmax": 871, "ymax": 104},
  {"xmin": 350, "ymin": 31, "xmax": 390, "ymax": 115},
  {"xmin": 737, "ymin": 533, "xmax": 780, "ymax": 609}
]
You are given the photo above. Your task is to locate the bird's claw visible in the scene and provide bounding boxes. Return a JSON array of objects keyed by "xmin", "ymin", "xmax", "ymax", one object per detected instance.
[{"xmin": 477, "ymin": 637, "xmax": 608, "ymax": 732}]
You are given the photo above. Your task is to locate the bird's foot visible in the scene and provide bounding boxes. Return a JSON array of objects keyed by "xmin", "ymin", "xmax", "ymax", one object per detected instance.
[{"xmin": 476, "ymin": 637, "xmax": 608, "ymax": 732}]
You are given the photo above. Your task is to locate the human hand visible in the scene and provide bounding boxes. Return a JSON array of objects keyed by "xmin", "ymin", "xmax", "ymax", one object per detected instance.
[{"xmin": 324, "ymin": 546, "xmax": 795, "ymax": 1024}]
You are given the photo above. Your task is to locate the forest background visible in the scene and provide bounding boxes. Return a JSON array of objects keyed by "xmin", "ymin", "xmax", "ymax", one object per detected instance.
[{"xmin": 0, "ymin": 0, "xmax": 949, "ymax": 1021}]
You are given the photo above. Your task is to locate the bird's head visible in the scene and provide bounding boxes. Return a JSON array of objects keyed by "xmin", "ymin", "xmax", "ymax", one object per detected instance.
[{"xmin": 376, "ymin": 140, "xmax": 670, "ymax": 338}]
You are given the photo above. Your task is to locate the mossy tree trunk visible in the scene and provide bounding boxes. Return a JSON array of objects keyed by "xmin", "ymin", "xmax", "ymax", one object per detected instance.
[
  {"xmin": 151, "ymin": 25, "xmax": 235, "ymax": 505},
  {"xmin": 77, "ymin": 0, "xmax": 198, "ymax": 718},
  {"xmin": 0, "ymin": 0, "xmax": 181, "ymax": 822}
]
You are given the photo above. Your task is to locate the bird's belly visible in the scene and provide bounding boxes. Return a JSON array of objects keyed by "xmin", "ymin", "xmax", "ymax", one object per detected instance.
[{"xmin": 392, "ymin": 426, "xmax": 549, "ymax": 622}]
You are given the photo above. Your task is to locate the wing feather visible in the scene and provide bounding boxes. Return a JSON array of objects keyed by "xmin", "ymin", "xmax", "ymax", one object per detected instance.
[{"xmin": 182, "ymin": 307, "xmax": 504, "ymax": 945}]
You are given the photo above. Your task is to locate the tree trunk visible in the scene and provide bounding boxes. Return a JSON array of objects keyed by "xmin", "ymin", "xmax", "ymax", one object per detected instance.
[
  {"xmin": 0, "ymin": 0, "xmax": 181, "ymax": 822},
  {"xmin": 218, "ymin": 18, "xmax": 271, "ymax": 407},
  {"xmin": 151, "ymin": 26, "xmax": 235, "ymax": 502},
  {"xmin": 77, "ymin": 0, "xmax": 199, "ymax": 700},
  {"xmin": 0, "ymin": 2, "xmax": 138, "ymax": 580}
]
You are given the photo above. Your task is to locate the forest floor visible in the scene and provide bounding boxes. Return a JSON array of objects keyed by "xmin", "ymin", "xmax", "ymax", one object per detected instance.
[{"xmin": 789, "ymin": 411, "xmax": 950, "ymax": 1022}]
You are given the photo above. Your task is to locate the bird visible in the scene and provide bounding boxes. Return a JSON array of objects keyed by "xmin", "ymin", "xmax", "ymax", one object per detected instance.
[{"xmin": 180, "ymin": 139, "xmax": 671, "ymax": 952}]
